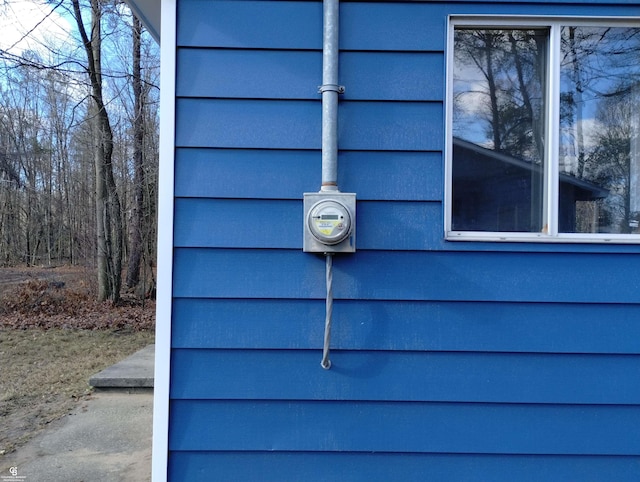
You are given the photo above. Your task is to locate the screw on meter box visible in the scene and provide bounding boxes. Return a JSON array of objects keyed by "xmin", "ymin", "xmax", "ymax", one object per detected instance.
[{"xmin": 303, "ymin": 193, "xmax": 356, "ymax": 253}]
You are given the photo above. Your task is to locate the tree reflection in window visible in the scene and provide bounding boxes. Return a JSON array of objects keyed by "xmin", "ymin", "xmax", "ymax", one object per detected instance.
[
  {"xmin": 452, "ymin": 28, "xmax": 547, "ymax": 232},
  {"xmin": 560, "ymin": 26, "xmax": 640, "ymax": 234}
]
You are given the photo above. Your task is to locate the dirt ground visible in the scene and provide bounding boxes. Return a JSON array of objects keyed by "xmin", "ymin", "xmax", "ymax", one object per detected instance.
[{"xmin": 0, "ymin": 266, "xmax": 155, "ymax": 456}]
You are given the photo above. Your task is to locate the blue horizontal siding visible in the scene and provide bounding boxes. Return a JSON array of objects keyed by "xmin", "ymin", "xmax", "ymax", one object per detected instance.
[
  {"xmin": 172, "ymin": 248, "xmax": 640, "ymax": 303},
  {"xmin": 175, "ymin": 99, "xmax": 442, "ymax": 151},
  {"xmin": 173, "ymin": 199, "xmax": 300, "ymax": 249},
  {"xmin": 360, "ymin": 201, "xmax": 443, "ymax": 250},
  {"xmin": 169, "ymin": 452, "xmax": 640, "ymax": 482},
  {"xmin": 178, "ymin": 1, "xmax": 322, "ymax": 49},
  {"xmin": 342, "ymin": 51, "xmax": 442, "ymax": 101},
  {"xmin": 340, "ymin": 2, "xmax": 640, "ymax": 51},
  {"xmin": 176, "ymin": 48, "xmax": 442, "ymax": 101},
  {"xmin": 177, "ymin": 48, "xmax": 321, "ymax": 100},
  {"xmin": 175, "ymin": 99, "xmax": 319, "ymax": 150},
  {"xmin": 173, "ymin": 198, "xmax": 442, "ymax": 250},
  {"xmin": 177, "ymin": 1, "xmax": 639, "ymax": 51},
  {"xmin": 171, "ymin": 298, "xmax": 640, "ymax": 354},
  {"xmin": 174, "ymin": 148, "xmax": 442, "ymax": 201},
  {"xmin": 174, "ymin": 148, "xmax": 319, "ymax": 199},
  {"xmin": 170, "ymin": 349, "xmax": 640, "ymax": 404},
  {"xmin": 338, "ymin": 151, "xmax": 443, "ymax": 202},
  {"xmin": 169, "ymin": 400, "xmax": 640, "ymax": 454},
  {"xmin": 176, "ymin": 0, "xmax": 444, "ymax": 51},
  {"xmin": 340, "ymin": 101, "xmax": 442, "ymax": 151},
  {"xmin": 168, "ymin": 0, "xmax": 640, "ymax": 479}
]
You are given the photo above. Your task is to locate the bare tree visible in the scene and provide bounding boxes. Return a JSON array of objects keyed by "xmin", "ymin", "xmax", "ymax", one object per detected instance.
[
  {"xmin": 0, "ymin": 0, "xmax": 159, "ymax": 301},
  {"xmin": 72, "ymin": 0, "xmax": 123, "ymax": 302},
  {"xmin": 126, "ymin": 15, "xmax": 143, "ymax": 289}
]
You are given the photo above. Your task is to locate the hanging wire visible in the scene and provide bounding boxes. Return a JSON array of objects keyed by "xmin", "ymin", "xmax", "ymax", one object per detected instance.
[{"xmin": 321, "ymin": 253, "xmax": 334, "ymax": 369}]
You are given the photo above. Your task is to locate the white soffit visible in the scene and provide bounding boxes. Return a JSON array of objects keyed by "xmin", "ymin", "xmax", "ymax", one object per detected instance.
[{"xmin": 125, "ymin": 0, "xmax": 161, "ymax": 42}]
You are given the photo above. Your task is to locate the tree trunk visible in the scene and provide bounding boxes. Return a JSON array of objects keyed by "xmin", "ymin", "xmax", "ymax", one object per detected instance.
[
  {"xmin": 72, "ymin": 0, "xmax": 123, "ymax": 302},
  {"xmin": 126, "ymin": 16, "xmax": 144, "ymax": 290},
  {"xmin": 94, "ymin": 113, "xmax": 109, "ymax": 301}
]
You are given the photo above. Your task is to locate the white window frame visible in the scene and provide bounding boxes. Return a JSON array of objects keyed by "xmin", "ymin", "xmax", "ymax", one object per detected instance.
[{"xmin": 445, "ymin": 15, "xmax": 640, "ymax": 244}]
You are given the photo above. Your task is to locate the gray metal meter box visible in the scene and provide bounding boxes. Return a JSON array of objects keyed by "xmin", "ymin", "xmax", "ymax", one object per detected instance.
[{"xmin": 303, "ymin": 192, "xmax": 356, "ymax": 253}]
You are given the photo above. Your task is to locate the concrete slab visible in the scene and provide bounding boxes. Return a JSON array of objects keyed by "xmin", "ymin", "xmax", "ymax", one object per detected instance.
[
  {"xmin": 89, "ymin": 344, "xmax": 155, "ymax": 389},
  {"xmin": 0, "ymin": 391, "xmax": 153, "ymax": 481}
]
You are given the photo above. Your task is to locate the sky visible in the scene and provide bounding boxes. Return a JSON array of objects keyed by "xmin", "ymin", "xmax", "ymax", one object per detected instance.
[{"xmin": 0, "ymin": 0, "xmax": 74, "ymax": 58}]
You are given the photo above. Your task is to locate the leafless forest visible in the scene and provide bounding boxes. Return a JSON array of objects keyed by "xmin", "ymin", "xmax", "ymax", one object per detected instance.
[{"xmin": 0, "ymin": 0, "xmax": 159, "ymax": 301}]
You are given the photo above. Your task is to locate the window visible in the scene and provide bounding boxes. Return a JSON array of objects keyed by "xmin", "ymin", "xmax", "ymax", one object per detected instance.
[{"xmin": 446, "ymin": 18, "xmax": 640, "ymax": 242}]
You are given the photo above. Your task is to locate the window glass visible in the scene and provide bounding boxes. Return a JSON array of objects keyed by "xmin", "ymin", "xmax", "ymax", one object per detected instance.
[
  {"xmin": 559, "ymin": 26, "xmax": 640, "ymax": 234},
  {"xmin": 452, "ymin": 29, "xmax": 548, "ymax": 232},
  {"xmin": 450, "ymin": 21, "xmax": 640, "ymax": 241}
]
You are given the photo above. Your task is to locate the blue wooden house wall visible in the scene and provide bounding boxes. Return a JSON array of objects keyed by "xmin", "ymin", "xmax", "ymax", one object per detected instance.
[{"xmin": 167, "ymin": 0, "xmax": 640, "ymax": 479}]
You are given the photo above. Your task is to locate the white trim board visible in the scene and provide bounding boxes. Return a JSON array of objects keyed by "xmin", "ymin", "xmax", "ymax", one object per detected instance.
[{"xmin": 151, "ymin": 0, "xmax": 176, "ymax": 480}]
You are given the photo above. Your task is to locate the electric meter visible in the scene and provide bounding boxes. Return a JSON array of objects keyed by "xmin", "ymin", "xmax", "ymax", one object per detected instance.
[
  {"xmin": 308, "ymin": 199, "xmax": 351, "ymax": 245},
  {"xmin": 303, "ymin": 192, "xmax": 356, "ymax": 253}
]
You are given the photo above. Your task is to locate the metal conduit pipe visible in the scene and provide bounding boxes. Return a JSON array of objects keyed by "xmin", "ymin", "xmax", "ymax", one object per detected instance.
[
  {"xmin": 319, "ymin": 0, "xmax": 342, "ymax": 369},
  {"xmin": 319, "ymin": 0, "xmax": 343, "ymax": 192}
]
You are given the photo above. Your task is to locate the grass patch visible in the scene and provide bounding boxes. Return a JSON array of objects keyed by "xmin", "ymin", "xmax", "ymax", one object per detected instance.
[{"xmin": 0, "ymin": 328, "xmax": 154, "ymax": 455}]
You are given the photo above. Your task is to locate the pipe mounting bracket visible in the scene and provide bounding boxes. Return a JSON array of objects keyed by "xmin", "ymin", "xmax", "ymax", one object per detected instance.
[{"xmin": 318, "ymin": 84, "xmax": 345, "ymax": 94}]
